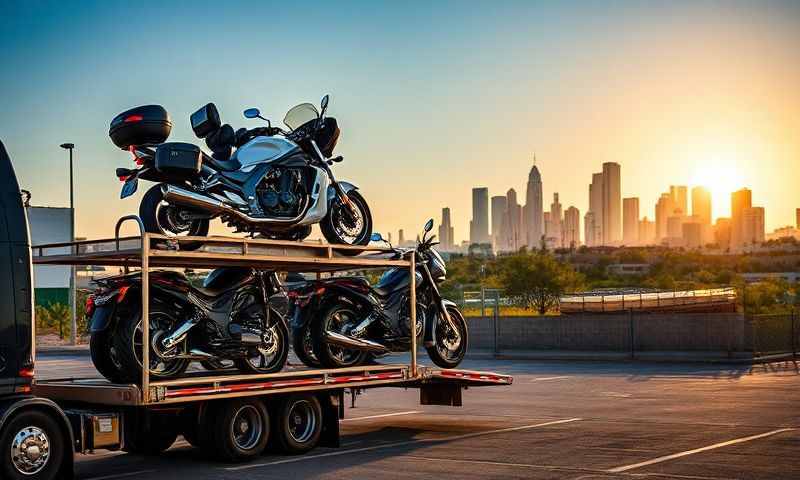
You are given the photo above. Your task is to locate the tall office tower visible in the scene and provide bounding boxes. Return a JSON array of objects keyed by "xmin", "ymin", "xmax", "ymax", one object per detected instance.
[
  {"xmin": 602, "ymin": 162, "xmax": 621, "ymax": 244},
  {"xmin": 524, "ymin": 164, "xmax": 543, "ymax": 248},
  {"xmin": 743, "ymin": 206, "xmax": 765, "ymax": 246},
  {"xmin": 587, "ymin": 172, "xmax": 604, "ymax": 246},
  {"xmin": 670, "ymin": 185, "xmax": 688, "ymax": 216},
  {"xmin": 438, "ymin": 207, "xmax": 454, "ymax": 251},
  {"xmin": 682, "ymin": 221, "xmax": 703, "ymax": 249},
  {"xmin": 584, "ymin": 212, "xmax": 595, "ymax": 247},
  {"xmin": 655, "ymin": 193, "xmax": 674, "ymax": 241},
  {"xmin": 714, "ymin": 218, "xmax": 732, "ymax": 250},
  {"xmin": 470, "ymin": 187, "xmax": 490, "ymax": 245},
  {"xmin": 667, "ymin": 215, "xmax": 683, "ymax": 239},
  {"xmin": 563, "ymin": 206, "xmax": 580, "ymax": 248},
  {"xmin": 638, "ymin": 217, "xmax": 656, "ymax": 245},
  {"xmin": 730, "ymin": 188, "xmax": 752, "ymax": 250},
  {"xmin": 549, "ymin": 193, "xmax": 563, "ymax": 247},
  {"xmin": 490, "ymin": 195, "xmax": 507, "ymax": 250},
  {"xmin": 398, "ymin": 229, "xmax": 405, "ymax": 246},
  {"xmin": 691, "ymin": 186, "xmax": 712, "ymax": 225},
  {"xmin": 622, "ymin": 197, "xmax": 639, "ymax": 245},
  {"xmin": 543, "ymin": 212, "xmax": 552, "ymax": 247},
  {"xmin": 505, "ymin": 188, "xmax": 523, "ymax": 252}
]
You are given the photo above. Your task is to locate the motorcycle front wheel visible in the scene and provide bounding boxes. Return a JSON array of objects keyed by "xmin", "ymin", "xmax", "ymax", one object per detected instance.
[
  {"xmin": 425, "ymin": 305, "xmax": 468, "ymax": 369},
  {"xmin": 140, "ymin": 184, "xmax": 210, "ymax": 239},
  {"xmin": 320, "ymin": 190, "xmax": 372, "ymax": 254},
  {"xmin": 292, "ymin": 324, "xmax": 321, "ymax": 368}
]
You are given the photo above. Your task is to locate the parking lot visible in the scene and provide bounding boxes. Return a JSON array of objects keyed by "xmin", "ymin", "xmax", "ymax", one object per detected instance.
[{"xmin": 38, "ymin": 353, "xmax": 800, "ymax": 480}]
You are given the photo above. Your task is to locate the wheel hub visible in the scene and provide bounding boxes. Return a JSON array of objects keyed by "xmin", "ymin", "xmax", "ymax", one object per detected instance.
[{"xmin": 11, "ymin": 426, "xmax": 50, "ymax": 475}]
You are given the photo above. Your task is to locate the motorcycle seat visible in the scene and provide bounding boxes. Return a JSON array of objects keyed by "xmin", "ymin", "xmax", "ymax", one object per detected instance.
[
  {"xmin": 195, "ymin": 267, "xmax": 255, "ymax": 297},
  {"xmin": 202, "ymin": 151, "xmax": 241, "ymax": 172}
]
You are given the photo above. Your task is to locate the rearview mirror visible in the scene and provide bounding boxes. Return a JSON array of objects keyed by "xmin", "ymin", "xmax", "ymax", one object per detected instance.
[
  {"xmin": 243, "ymin": 108, "xmax": 260, "ymax": 119},
  {"xmin": 424, "ymin": 219, "xmax": 434, "ymax": 233},
  {"xmin": 320, "ymin": 95, "xmax": 329, "ymax": 112},
  {"xmin": 370, "ymin": 232, "xmax": 384, "ymax": 242}
]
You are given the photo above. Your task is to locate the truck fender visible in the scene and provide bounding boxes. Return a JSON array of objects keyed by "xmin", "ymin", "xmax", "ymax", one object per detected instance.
[
  {"xmin": 0, "ymin": 396, "xmax": 76, "ymax": 478},
  {"xmin": 423, "ymin": 299, "xmax": 458, "ymax": 347}
]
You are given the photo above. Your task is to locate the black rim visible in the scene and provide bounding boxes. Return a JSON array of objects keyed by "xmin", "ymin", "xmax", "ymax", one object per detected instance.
[
  {"xmin": 330, "ymin": 195, "xmax": 368, "ymax": 245},
  {"xmin": 155, "ymin": 201, "xmax": 205, "ymax": 236},
  {"xmin": 132, "ymin": 311, "xmax": 187, "ymax": 377},
  {"xmin": 324, "ymin": 307, "xmax": 363, "ymax": 365},
  {"xmin": 287, "ymin": 400, "xmax": 316, "ymax": 443},
  {"xmin": 243, "ymin": 324, "xmax": 283, "ymax": 372},
  {"xmin": 435, "ymin": 308, "xmax": 466, "ymax": 363},
  {"xmin": 230, "ymin": 405, "xmax": 264, "ymax": 451}
]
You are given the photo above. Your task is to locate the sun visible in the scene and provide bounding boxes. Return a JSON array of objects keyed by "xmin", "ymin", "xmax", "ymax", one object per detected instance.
[{"xmin": 689, "ymin": 158, "xmax": 744, "ymax": 220}]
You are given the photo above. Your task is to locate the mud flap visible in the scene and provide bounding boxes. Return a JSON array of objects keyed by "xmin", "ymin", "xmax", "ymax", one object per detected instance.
[
  {"xmin": 420, "ymin": 383, "xmax": 462, "ymax": 406},
  {"xmin": 318, "ymin": 390, "xmax": 344, "ymax": 448}
]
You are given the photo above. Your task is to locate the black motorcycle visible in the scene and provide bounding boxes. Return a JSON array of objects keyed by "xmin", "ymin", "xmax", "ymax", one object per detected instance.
[
  {"xmin": 289, "ymin": 220, "xmax": 468, "ymax": 369},
  {"xmin": 87, "ymin": 268, "xmax": 289, "ymax": 383}
]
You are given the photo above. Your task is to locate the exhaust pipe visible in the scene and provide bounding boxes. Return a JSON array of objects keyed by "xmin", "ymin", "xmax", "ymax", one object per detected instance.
[
  {"xmin": 161, "ymin": 185, "xmax": 302, "ymax": 224},
  {"xmin": 324, "ymin": 331, "xmax": 389, "ymax": 353}
]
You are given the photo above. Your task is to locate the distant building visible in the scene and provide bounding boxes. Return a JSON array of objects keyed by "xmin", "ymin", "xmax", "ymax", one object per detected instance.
[
  {"xmin": 682, "ymin": 221, "xmax": 703, "ymax": 249},
  {"xmin": 524, "ymin": 163, "xmax": 543, "ymax": 249},
  {"xmin": 470, "ymin": 187, "xmax": 490, "ymax": 245},
  {"xmin": 602, "ymin": 162, "xmax": 621, "ymax": 244},
  {"xmin": 607, "ymin": 263, "xmax": 652, "ymax": 275},
  {"xmin": 670, "ymin": 185, "xmax": 688, "ymax": 218},
  {"xmin": 742, "ymin": 206, "xmax": 765, "ymax": 246},
  {"xmin": 549, "ymin": 193, "xmax": 563, "ymax": 247},
  {"xmin": 691, "ymin": 186, "xmax": 712, "ymax": 226},
  {"xmin": 490, "ymin": 195, "xmax": 506, "ymax": 250},
  {"xmin": 501, "ymin": 188, "xmax": 523, "ymax": 252},
  {"xmin": 563, "ymin": 206, "xmax": 580, "ymax": 248},
  {"xmin": 655, "ymin": 193, "xmax": 674, "ymax": 242},
  {"xmin": 714, "ymin": 218, "xmax": 732, "ymax": 250},
  {"xmin": 398, "ymin": 229, "xmax": 405, "ymax": 246},
  {"xmin": 584, "ymin": 211, "xmax": 597, "ymax": 247},
  {"xmin": 730, "ymin": 188, "xmax": 752, "ymax": 250},
  {"xmin": 438, "ymin": 207, "xmax": 455, "ymax": 251},
  {"xmin": 638, "ymin": 217, "xmax": 656, "ymax": 245},
  {"xmin": 666, "ymin": 215, "xmax": 684, "ymax": 245},
  {"xmin": 622, "ymin": 197, "xmax": 639, "ymax": 245},
  {"xmin": 27, "ymin": 206, "xmax": 71, "ymax": 306},
  {"xmin": 796, "ymin": 208, "xmax": 800, "ymax": 229}
]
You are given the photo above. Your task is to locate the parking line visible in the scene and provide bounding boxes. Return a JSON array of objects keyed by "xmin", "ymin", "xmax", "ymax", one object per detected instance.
[
  {"xmin": 225, "ymin": 417, "xmax": 582, "ymax": 471},
  {"xmin": 530, "ymin": 376, "xmax": 570, "ymax": 382},
  {"xmin": 607, "ymin": 428, "xmax": 796, "ymax": 473},
  {"xmin": 342, "ymin": 410, "xmax": 421, "ymax": 422}
]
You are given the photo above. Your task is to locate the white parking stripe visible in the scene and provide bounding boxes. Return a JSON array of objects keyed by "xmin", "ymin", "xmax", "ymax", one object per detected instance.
[
  {"xmin": 225, "ymin": 417, "xmax": 582, "ymax": 471},
  {"xmin": 342, "ymin": 410, "xmax": 420, "ymax": 422},
  {"xmin": 530, "ymin": 376, "xmax": 570, "ymax": 382},
  {"xmin": 607, "ymin": 428, "xmax": 796, "ymax": 473}
]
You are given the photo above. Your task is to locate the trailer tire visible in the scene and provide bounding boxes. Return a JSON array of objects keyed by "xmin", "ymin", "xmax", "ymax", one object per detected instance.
[
  {"xmin": 208, "ymin": 399, "xmax": 270, "ymax": 462},
  {"xmin": 0, "ymin": 410, "xmax": 65, "ymax": 480},
  {"xmin": 273, "ymin": 394, "xmax": 322, "ymax": 454},
  {"xmin": 123, "ymin": 416, "xmax": 179, "ymax": 455}
]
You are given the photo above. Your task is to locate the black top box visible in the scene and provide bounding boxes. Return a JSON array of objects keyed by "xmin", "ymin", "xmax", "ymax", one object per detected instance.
[{"xmin": 109, "ymin": 105, "xmax": 171, "ymax": 149}]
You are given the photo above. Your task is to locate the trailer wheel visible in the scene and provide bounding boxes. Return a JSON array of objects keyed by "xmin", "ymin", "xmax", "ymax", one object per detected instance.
[
  {"xmin": 123, "ymin": 418, "xmax": 178, "ymax": 455},
  {"xmin": 0, "ymin": 410, "xmax": 65, "ymax": 480},
  {"xmin": 209, "ymin": 399, "xmax": 270, "ymax": 462},
  {"xmin": 273, "ymin": 394, "xmax": 322, "ymax": 454}
]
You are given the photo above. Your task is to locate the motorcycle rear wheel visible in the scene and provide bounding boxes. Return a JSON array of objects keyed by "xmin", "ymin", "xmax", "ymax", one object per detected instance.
[
  {"xmin": 291, "ymin": 325, "xmax": 321, "ymax": 368},
  {"xmin": 235, "ymin": 318, "xmax": 289, "ymax": 374},
  {"xmin": 112, "ymin": 308, "xmax": 190, "ymax": 383},
  {"xmin": 320, "ymin": 190, "xmax": 372, "ymax": 254},
  {"xmin": 140, "ymin": 184, "xmax": 210, "ymax": 241},
  {"xmin": 311, "ymin": 303, "xmax": 369, "ymax": 369}
]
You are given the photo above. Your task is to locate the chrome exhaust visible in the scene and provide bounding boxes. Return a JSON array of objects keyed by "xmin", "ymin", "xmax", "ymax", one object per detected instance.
[
  {"xmin": 161, "ymin": 185, "xmax": 305, "ymax": 224},
  {"xmin": 324, "ymin": 331, "xmax": 389, "ymax": 353}
]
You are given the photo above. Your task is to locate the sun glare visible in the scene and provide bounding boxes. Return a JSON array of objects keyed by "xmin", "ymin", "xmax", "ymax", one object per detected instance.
[{"xmin": 690, "ymin": 158, "xmax": 744, "ymax": 220}]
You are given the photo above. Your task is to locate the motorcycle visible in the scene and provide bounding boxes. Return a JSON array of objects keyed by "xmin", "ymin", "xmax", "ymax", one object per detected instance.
[
  {"xmin": 111, "ymin": 95, "xmax": 372, "ymax": 249},
  {"xmin": 87, "ymin": 268, "xmax": 289, "ymax": 383},
  {"xmin": 289, "ymin": 219, "xmax": 469, "ymax": 369}
]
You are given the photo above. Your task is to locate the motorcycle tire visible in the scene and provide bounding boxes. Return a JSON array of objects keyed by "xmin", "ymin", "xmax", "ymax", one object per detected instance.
[
  {"xmin": 425, "ymin": 304, "xmax": 469, "ymax": 369},
  {"xmin": 90, "ymin": 330, "xmax": 127, "ymax": 383},
  {"xmin": 235, "ymin": 317, "xmax": 289, "ymax": 374},
  {"xmin": 311, "ymin": 303, "xmax": 369, "ymax": 369},
  {"xmin": 139, "ymin": 184, "xmax": 209, "ymax": 249},
  {"xmin": 320, "ymin": 190, "xmax": 372, "ymax": 254},
  {"xmin": 291, "ymin": 325, "xmax": 321, "ymax": 368}
]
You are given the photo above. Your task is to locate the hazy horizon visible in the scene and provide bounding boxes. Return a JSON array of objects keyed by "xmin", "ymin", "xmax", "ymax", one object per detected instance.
[{"xmin": 2, "ymin": 1, "xmax": 798, "ymax": 242}]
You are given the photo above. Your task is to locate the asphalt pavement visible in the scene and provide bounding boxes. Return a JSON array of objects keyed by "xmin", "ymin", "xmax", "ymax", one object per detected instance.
[{"xmin": 35, "ymin": 352, "xmax": 800, "ymax": 480}]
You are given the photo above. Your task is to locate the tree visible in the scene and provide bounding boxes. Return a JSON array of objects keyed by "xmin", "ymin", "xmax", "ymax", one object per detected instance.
[{"xmin": 498, "ymin": 251, "xmax": 584, "ymax": 315}]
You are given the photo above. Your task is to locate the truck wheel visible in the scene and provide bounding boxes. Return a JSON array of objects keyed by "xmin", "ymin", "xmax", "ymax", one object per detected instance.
[
  {"xmin": 273, "ymin": 394, "xmax": 322, "ymax": 454},
  {"xmin": 1, "ymin": 410, "xmax": 65, "ymax": 480},
  {"xmin": 209, "ymin": 400, "xmax": 270, "ymax": 462},
  {"xmin": 123, "ymin": 415, "xmax": 179, "ymax": 455}
]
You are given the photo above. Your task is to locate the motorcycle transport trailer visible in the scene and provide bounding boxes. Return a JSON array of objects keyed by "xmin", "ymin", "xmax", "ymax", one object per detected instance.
[{"xmin": 0, "ymin": 140, "xmax": 512, "ymax": 479}]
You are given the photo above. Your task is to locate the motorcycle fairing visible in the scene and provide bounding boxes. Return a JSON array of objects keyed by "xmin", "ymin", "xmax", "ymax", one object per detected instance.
[{"xmin": 231, "ymin": 136, "xmax": 301, "ymax": 172}]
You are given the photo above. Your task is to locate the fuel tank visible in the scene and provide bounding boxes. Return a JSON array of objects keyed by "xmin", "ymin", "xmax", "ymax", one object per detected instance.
[{"xmin": 231, "ymin": 136, "xmax": 300, "ymax": 172}]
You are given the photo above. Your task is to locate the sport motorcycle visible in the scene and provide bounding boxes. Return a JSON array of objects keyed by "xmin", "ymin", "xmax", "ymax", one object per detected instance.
[
  {"xmin": 111, "ymin": 95, "xmax": 372, "ymax": 248},
  {"xmin": 289, "ymin": 220, "xmax": 468, "ymax": 369},
  {"xmin": 87, "ymin": 268, "xmax": 289, "ymax": 383}
]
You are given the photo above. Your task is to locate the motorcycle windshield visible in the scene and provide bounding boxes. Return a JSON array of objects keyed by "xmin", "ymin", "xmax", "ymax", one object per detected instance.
[{"xmin": 283, "ymin": 103, "xmax": 319, "ymax": 130}]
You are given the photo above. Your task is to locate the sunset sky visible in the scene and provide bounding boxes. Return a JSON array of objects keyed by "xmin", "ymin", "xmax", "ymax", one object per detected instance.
[{"xmin": 1, "ymin": 1, "xmax": 798, "ymax": 242}]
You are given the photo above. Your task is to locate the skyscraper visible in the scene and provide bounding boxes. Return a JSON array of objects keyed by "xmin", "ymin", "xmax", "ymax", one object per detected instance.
[
  {"xmin": 438, "ymin": 207, "xmax": 454, "ymax": 251},
  {"xmin": 623, "ymin": 197, "xmax": 639, "ymax": 245},
  {"xmin": 602, "ymin": 162, "xmax": 621, "ymax": 244},
  {"xmin": 524, "ymin": 163, "xmax": 543, "ymax": 249},
  {"xmin": 504, "ymin": 188, "xmax": 523, "ymax": 252},
  {"xmin": 470, "ymin": 187, "xmax": 490, "ymax": 245},
  {"xmin": 584, "ymin": 211, "xmax": 596, "ymax": 248},
  {"xmin": 638, "ymin": 217, "xmax": 656, "ymax": 245},
  {"xmin": 715, "ymin": 218, "xmax": 732, "ymax": 250},
  {"xmin": 490, "ymin": 195, "xmax": 507, "ymax": 251},
  {"xmin": 563, "ymin": 206, "xmax": 580, "ymax": 248},
  {"xmin": 743, "ymin": 206, "xmax": 765, "ymax": 246},
  {"xmin": 691, "ymin": 186, "xmax": 712, "ymax": 226},
  {"xmin": 549, "ymin": 192, "xmax": 563, "ymax": 247},
  {"xmin": 670, "ymin": 185, "xmax": 688, "ymax": 216},
  {"xmin": 655, "ymin": 193, "xmax": 674, "ymax": 242},
  {"xmin": 587, "ymin": 172, "xmax": 604, "ymax": 246},
  {"xmin": 730, "ymin": 188, "xmax": 752, "ymax": 250}
]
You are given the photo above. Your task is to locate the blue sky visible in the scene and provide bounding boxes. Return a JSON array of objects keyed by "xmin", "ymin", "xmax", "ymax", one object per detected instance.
[{"xmin": 2, "ymin": 1, "xmax": 799, "ymax": 240}]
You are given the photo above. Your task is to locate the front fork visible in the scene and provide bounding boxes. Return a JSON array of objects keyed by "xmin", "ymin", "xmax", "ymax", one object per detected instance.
[
  {"xmin": 310, "ymin": 140, "xmax": 358, "ymax": 221},
  {"xmin": 419, "ymin": 262, "xmax": 458, "ymax": 335}
]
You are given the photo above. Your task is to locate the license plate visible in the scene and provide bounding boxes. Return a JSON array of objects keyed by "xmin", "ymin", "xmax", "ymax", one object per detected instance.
[{"xmin": 120, "ymin": 176, "xmax": 138, "ymax": 198}]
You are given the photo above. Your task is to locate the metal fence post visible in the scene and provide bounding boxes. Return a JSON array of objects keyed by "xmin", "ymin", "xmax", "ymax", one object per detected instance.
[
  {"xmin": 493, "ymin": 290, "xmax": 500, "ymax": 357},
  {"xmin": 481, "ymin": 287, "xmax": 486, "ymax": 323},
  {"xmin": 629, "ymin": 309, "xmax": 635, "ymax": 359}
]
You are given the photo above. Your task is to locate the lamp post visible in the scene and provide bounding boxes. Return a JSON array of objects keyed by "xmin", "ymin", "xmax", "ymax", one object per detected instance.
[{"xmin": 60, "ymin": 143, "xmax": 76, "ymax": 345}]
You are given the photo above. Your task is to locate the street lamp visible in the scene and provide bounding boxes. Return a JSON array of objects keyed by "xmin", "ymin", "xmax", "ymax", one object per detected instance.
[{"xmin": 60, "ymin": 143, "xmax": 76, "ymax": 345}]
